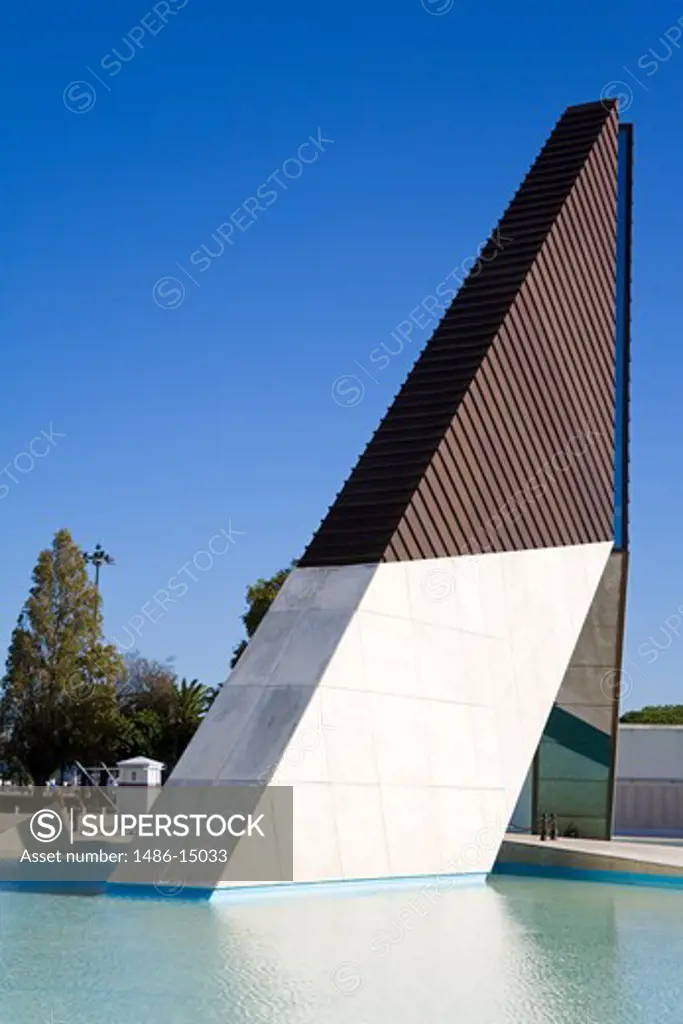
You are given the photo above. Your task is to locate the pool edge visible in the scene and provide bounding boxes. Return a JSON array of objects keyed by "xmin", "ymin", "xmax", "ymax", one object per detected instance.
[{"xmin": 494, "ymin": 861, "xmax": 683, "ymax": 889}]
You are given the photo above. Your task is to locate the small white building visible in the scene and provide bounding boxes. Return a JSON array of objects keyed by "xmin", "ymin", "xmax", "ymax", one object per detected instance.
[{"xmin": 116, "ymin": 756, "xmax": 164, "ymax": 787}]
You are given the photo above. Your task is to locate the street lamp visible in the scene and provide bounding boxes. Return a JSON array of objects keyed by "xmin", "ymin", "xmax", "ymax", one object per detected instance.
[{"xmin": 83, "ymin": 543, "xmax": 115, "ymax": 590}]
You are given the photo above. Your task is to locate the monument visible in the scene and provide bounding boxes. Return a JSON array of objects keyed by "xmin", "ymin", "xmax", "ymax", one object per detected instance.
[{"xmin": 170, "ymin": 99, "xmax": 633, "ymax": 886}]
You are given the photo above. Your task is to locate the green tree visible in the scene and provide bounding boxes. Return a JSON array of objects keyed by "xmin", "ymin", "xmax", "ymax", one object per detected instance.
[
  {"xmin": 118, "ymin": 708, "xmax": 165, "ymax": 760},
  {"xmin": 167, "ymin": 677, "xmax": 213, "ymax": 762},
  {"xmin": 115, "ymin": 654, "xmax": 213, "ymax": 768},
  {"xmin": 229, "ymin": 563, "xmax": 295, "ymax": 669},
  {"xmin": 0, "ymin": 528, "xmax": 123, "ymax": 783},
  {"xmin": 621, "ymin": 705, "xmax": 683, "ymax": 724}
]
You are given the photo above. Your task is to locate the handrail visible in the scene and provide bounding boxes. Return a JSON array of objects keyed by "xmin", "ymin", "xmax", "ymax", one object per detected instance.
[{"xmin": 74, "ymin": 760, "xmax": 118, "ymax": 811}]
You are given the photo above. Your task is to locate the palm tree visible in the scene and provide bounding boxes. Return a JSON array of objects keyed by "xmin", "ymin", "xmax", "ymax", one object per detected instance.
[
  {"xmin": 172, "ymin": 678, "xmax": 212, "ymax": 720},
  {"xmin": 168, "ymin": 678, "xmax": 214, "ymax": 765}
]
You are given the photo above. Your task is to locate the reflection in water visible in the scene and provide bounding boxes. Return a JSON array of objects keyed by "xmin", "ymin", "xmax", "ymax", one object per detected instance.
[{"xmin": 0, "ymin": 878, "xmax": 682, "ymax": 1023}]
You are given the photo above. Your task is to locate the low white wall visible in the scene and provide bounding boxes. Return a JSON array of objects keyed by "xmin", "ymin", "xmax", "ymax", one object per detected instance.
[{"xmin": 617, "ymin": 725, "xmax": 683, "ymax": 781}]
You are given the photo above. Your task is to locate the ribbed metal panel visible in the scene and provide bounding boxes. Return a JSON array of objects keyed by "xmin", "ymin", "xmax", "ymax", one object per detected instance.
[{"xmin": 301, "ymin": 101, "xmax": 622, "ymax": 566}]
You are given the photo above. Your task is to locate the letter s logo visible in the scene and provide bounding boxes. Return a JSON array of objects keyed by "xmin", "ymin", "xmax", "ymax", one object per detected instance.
[{"xmin": 29, "ymin": 809, "xmax": 64, "ymax": 843}]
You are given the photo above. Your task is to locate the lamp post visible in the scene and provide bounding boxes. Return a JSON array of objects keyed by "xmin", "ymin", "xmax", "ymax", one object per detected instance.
[{"xmin": 83, "ymin": 543, "xmax": 115, "ymax": 590}]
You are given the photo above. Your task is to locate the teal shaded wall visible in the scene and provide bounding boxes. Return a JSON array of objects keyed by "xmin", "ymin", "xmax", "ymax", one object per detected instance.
[
  {"xmin": 532, "ymin": 551, "xmax": 627, "ymax": 840},
  {"xmin": 510, "ymin": 767, "xmax": 533, "ymax": 832},
  {"xmin": 536, "ymin": 707, "xmax": 612, "ymax": 838}
]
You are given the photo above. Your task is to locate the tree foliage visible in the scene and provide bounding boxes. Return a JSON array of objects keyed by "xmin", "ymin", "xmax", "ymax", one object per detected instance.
[
  {"xmin": 620, "ymin": 705, "xmax": 683, "ymax": 725},
  {"xmin": 0, "ymin": 530, "xmax": 215, "ymax": 784},
  {"xmin": 116, "ymin": 653, "xmax": 214, "ymax": 766},
  {"xmin": 229, "ymin": 563, "xmax": 295, "ymax": 668},
  {"xmin": 0, "ymin": 528, "xmax": 122, "ymax": 783}
]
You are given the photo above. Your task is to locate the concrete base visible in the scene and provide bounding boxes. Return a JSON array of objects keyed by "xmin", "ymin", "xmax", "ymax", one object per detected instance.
[{"xmin": 495, "ymin": 833, "xmax": 683, "ymax": 887}]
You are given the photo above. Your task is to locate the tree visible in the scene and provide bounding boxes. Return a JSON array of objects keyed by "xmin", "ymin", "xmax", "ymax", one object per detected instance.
[
  {"xmin": 167, "ymin": 678, "xmax": 213, "ymax": 762},
  {"xmin": 115, "ymin": 654, "xmax": 214, "ymax": 768},
  {"xmin": 229, "ymin": 563, "xmax": 295, "ymax": 668},
  {"xmin": 621, "ymin": 705, "xmax": 683, "ymax": 725},
  {"xmin": 117, "ymin": 653, "xmax": 177, "ymax": 718},
  {"xmin": 0, "ymin": 529, "xmax": 123, "ymax": 783}
]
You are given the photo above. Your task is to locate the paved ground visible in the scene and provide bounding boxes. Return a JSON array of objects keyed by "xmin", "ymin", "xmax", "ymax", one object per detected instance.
[
  {"xmin": 613, "ymin": 833, "xmax": 683, "ymax": 847},
  {"xmin": 500, "ymin": 832, "xmax": 683, "ymax": 877}
]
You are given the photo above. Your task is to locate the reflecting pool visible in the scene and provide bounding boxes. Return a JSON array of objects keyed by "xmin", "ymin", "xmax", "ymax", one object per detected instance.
[{"xmin": 1, "ymin": 877, "xmax": 682, "ymax": 1023}]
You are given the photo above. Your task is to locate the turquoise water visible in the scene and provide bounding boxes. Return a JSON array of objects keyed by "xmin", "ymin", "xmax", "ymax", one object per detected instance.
[{"xmin": 1, "ymin": 878, "xmax": 682, "ymax": 1023}]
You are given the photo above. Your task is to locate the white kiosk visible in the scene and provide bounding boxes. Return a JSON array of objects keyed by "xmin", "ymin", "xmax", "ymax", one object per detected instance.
[
  {"xmin": 116, "ymin": 756, "xmax": 164, "ymax": 787},
  {"xmin": 115, "ymin": 757, "xmax": 165, "ymax": 814}
]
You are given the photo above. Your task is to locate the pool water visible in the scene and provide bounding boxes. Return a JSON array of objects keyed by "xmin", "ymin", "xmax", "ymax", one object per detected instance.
[{"xmin": 1, "ymin": 877, "xmax": 682, "ymax": 1023}]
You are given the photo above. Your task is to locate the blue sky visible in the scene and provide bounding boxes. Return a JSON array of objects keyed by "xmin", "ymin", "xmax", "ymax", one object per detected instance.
[{"xmin": 0, "ymin": 0, "xmax": 681, "ymax": 707}]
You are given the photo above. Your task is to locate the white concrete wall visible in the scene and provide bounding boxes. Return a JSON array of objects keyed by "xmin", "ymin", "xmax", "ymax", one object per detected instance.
[
  {"xmin": 614, "ymin": 780, "xmax": 683, "ymax": 833},
  {"xmin": 172, "ymin": 542, "xmax": 612, "ymax": 886},
  {"xmin": 617, "ymin": 726, "xmax": 683, "ymax": 780}
]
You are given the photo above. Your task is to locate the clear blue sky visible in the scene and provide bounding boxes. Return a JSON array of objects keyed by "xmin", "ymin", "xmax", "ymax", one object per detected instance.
[{"xmin": 0, "ymin": 0, "xmax": 680, "ymax": 708}]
